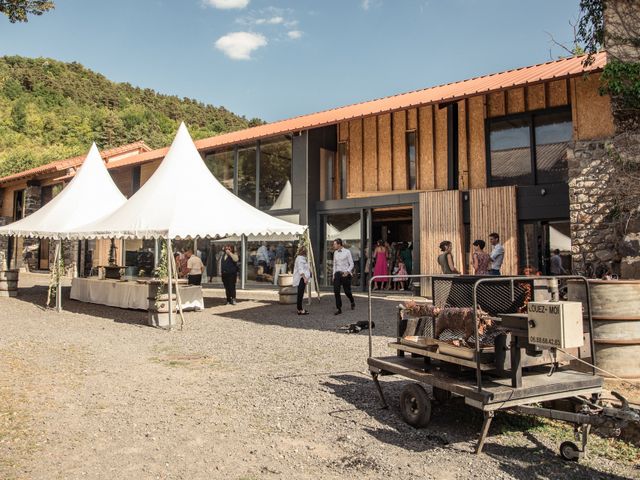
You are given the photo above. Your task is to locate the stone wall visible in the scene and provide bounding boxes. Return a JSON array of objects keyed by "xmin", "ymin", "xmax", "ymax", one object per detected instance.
[
  {"xmin": 569, "ymin": 136, "xmax": 640, "ymax": 278},
  {"xmin": 0, "ymin": 216, "xmax": 11, "ymax": 270}
]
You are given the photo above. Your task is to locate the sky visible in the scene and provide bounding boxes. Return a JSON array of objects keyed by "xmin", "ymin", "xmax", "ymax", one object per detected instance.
[{"xmin": 0, "ymin": 0, "xmax": 583, "ymax": 122}]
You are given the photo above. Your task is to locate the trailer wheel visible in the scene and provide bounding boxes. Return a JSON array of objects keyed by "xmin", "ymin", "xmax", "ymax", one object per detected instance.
[
  {"xmin": 400, "ymin": 383, "xmax": 431, "ymax": 428},
  {"xmin": 559, "ymin": 441, "xmax": 581, "ymax": 461},
  {"xmin": 433, "ymin": 387, "xmax": 452, "ymax": 404}
]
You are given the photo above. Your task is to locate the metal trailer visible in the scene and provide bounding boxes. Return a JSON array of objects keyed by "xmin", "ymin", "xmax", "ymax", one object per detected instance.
[{"xmin": 366, "ymin": 274, "xmax": 640, "ymax": 460}]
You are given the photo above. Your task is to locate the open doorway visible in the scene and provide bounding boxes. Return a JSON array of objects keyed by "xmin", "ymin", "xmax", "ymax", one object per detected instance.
[
  {"xmin": 369, "ymin": 206, "xmax": 414, "ymax": 288},
  {"xmin": 519, "ymin": 220, "xmax": 571, "ymax": 275}
]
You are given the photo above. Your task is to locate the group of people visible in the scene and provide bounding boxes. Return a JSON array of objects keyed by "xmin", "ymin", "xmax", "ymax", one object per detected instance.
[
  {"xmin": 371, "ymin": 240, "xmax": 412, "ymax": 290},
  {"xmin": 438, "ymin": 232, "xmax": 505, "ymax": 275}
]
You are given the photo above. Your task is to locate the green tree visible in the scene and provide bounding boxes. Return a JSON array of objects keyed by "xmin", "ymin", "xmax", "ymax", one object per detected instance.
[{"xmin": 0, "ymin": 0, "xmax": 54, "ymax": 23}]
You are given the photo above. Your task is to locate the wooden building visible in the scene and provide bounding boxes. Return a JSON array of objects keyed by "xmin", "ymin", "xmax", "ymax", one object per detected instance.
[{"xmin": 0, "ymin": 53, "xmax": 616, "ymax": 288}]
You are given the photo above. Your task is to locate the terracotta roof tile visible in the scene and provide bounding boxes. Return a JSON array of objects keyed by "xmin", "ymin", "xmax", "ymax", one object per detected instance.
[{"xmin": 0, "ymin": 141, "xmax": 151, "ymax": 185}]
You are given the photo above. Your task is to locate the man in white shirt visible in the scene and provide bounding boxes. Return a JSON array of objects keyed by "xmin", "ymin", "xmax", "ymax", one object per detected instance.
[
  {"xmin": 332, "ymin": 238, "xmax": 355, "ymax": 315},
  {"xmin": 488, "ymin": 232, "xmax": 504, "ymax": 275},
  {"xmin": 185, "ymin": 249, "xmax": 204, "ymax": 285}
]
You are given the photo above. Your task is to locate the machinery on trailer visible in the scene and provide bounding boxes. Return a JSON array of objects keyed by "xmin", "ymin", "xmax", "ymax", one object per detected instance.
[{"xmin": 366, "ymin": 275, "xmax": 640, "ymax": 460}]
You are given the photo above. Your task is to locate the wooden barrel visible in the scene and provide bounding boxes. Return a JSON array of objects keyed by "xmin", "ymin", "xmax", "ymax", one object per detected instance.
[
  {"xmin": 0, "ymin": 270, "xmax": 18, "ymax": 297},
  {"xmin": 278, "ymin": 274, "xmax": 293, "ymax": 287},
  {"xmin": 279, "ymin": 285, "xmax": 298, "ymax": 305},
  {"xmin": 568, "ymin": 280, "xmax": 640, "ymax": 378}
]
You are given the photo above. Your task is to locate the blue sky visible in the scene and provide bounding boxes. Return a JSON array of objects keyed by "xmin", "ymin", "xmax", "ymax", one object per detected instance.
[{"xmin": 0, "ymin": 0, "xmax": 583, "ymax": 122}]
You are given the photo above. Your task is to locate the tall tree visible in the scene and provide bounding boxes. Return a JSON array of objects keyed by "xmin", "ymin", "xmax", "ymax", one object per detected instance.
[{"xmin": 0, "ymin": 0, "xmax": 54, "ymax": 23}]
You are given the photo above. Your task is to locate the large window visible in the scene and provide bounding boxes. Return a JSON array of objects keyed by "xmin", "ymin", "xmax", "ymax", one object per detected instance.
[
  {"xmin": 488, "ymin": 108, "xmax": 572, "ymax": 186},
  {"xmin": 204, "ymin": 149, "xmax": 235, "ymax": 192},
  {"xmin": 259, "ymin": 136, "xmax": 292, "ymax": 210},
  {"xmin": 237, "ymin": 146, "xmax": 257, "ymax": 205}
]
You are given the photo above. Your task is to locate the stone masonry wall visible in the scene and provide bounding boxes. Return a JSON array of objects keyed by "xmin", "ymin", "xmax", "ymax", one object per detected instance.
[
  {"xmin": 569, "ymin": 137, "xmax": 640, "ymax": 278},
  {"xmin": 0, "ymin": 216, "xmax": 11, "ymax": 270}
]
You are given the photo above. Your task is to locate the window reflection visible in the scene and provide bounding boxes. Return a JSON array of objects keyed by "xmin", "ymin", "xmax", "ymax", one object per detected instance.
[
  {"xmin": 238, "ymin": 146, "xmax": 257, "ymax": 205},
  {"xmin": 260, "ymin": 136, "xmax": 292, "ymax": 210},
  {"xmin": 489, "ymin": 117, "xmax": 532, "ymax": 186},
  {"xmin": 204, "ymin": 149, "xmax": 235, "ymax": 192},
  {"xmin": 535, "ymin": 112, "xmax": 572, "ymax": 184},
  {"xmin": 323, "ymin": 213, "xmax": 361, "ymax": 287}
]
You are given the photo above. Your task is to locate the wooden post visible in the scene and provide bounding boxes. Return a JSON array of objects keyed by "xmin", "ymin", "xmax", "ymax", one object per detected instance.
[
  {"xmin": 154, "ymin": 238, "xmax": 159, "ymax": 271},
  {"xmin": 240, "ymin": 234, "xmax": 247, "ymax": 290},
  {"xmin": 167, "ymin": 238, "xmax": 173, "ymax": 329},
  {"xmin": 56, "ymin": 239, "xmax": 62, "ymax": 313}
]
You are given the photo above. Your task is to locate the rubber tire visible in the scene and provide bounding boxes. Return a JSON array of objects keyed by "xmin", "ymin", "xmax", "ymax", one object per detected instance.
[
  {"xmin": 559, "ymin": 441, "xmax": 581, "ymax": 461},
  {"xmin": 433, "ymin": 387, "xmax": 452, "ymax": 404},
  {"xmin": 399, "ymin": 383, "xmax": 432, "ymax": 428}
]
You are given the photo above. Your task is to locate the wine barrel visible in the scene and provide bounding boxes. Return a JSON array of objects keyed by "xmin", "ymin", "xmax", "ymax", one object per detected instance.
[
  {"xmin": 279, "ymin": 285, "xmax": 298, "ymax": 305},
  {"xmin": 278, "ymin": 274, "xmax": 293, "ymax": 287},
  {"xmin": 0, "ymin": 270, "xmax": 18, "ymax": 297},
  {"xmin": 568, "ymin": 279, "xmax": 640, "ymax": 378}
]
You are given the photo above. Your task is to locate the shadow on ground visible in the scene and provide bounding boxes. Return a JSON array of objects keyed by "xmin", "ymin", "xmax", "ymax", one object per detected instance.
[{"xmin": 321, "ymin": 373, "xmax": 632, "ymax": 479}]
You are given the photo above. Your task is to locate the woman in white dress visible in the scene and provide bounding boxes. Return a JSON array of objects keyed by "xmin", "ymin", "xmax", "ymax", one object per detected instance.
[{"xmin": 292, "ymin": 245, "xmax": 311, "ymax": 315}]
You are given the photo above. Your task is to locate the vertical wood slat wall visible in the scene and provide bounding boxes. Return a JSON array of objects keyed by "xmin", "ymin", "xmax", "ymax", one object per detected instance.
[
  {"xmin": 419, "ymin": 190, "xmax": 465, "ymax": 296},
  {"xmin": 468, "ymin": 186, "xmax": 518, "ymax": 275}
]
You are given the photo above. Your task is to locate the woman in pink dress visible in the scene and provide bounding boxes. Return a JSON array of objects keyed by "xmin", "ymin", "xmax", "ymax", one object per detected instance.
[{"xmin": 373, "ymin": 240, "xmax": 389, "ymax": 290}]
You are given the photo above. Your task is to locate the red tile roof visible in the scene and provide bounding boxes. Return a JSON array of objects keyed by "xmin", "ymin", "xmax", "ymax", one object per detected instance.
[{"xmin": 0, "ymin": 141, "xmax": 151, "ymax": 185}]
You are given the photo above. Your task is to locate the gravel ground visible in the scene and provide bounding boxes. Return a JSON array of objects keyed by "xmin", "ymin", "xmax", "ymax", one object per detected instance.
[{"xmin": 0, "ymin": 273, "xmax": 638, "ymax": 480}]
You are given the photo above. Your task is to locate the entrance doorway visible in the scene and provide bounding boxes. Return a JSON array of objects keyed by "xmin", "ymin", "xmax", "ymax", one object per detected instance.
[
  {"xmin": 369, "ymin": 206, "xmax": 414, "ymax": 287},
  {"xmin": 519, "ymin": 220, "xmax": 571, "ymax": 274}
]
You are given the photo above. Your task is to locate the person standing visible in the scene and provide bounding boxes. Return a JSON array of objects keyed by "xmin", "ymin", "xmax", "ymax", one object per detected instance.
[
  {"xmin": 437, "ymin": 241, "xmax": 459, "ymax": 274},
  {"xmin": 185, "ymin": 249, "xmax": 204, "ymax": 286},
  {"xmin": 332, "ymin": 238, "xmax": 355, "ymax": 315},
  {"xmin": 488, "ymin": 232, "xmax": 504, "ymax": 275},
  {"xmin": 220, "ymin": 244, "xmax": 239, "ymax": 305},
  {"xmin": 292, "ymin": 245, "xmax": 311, "ymax": 315},
  {"xmin": 372, "ymin": 240, "xmax": 389, "ymax": 290},
  {"xmin": 550, "ymin": 249, "xmax": 566, "ymax": 275},
  {"xmin": 472, "ymin": 239, "xmax": 491, "ymax": 275}
]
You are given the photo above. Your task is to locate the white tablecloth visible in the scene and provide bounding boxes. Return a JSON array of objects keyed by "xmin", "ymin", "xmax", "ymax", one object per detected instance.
[{"xmin": 70, "ymin": 278, "xmax": 204, "ymax": 311}]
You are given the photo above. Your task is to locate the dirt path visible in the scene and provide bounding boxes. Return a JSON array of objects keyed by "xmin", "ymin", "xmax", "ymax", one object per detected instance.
[{"xmin": 1, "ymin": 274, "xmax": 638, "ymax": 479}]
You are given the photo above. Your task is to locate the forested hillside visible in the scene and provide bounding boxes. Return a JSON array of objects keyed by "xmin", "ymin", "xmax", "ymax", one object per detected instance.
[{"xmin": 0, "ymin": 56, "xmax": 262, "ymax": 176}]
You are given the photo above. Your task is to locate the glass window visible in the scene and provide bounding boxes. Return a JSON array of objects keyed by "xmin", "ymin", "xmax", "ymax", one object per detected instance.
[
  {"xmin": 204, "ymin": 149, "xmax": 235, "ymax": 192},
  {"xmin": 406, "ymin": 131, "xmax": 417, "ymax": 189},
  {"xmin": 534, "ymin": 111, "xmax": 572, "ymax": 184},
  {"xmin": 237, "ymin": 146, "xmax": 257, "ymax": 205},
  {"xmin": 489, "ymin": 117, "xmax": 532, "ymax": 186},
  {"xmin": 259, "ymin": 136, "xmax": 292, "ymax": 210}
]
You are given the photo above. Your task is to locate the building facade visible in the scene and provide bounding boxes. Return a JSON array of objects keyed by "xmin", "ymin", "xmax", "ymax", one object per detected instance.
[{"xmin": 0, "ymin": 53, "xmax": 616, "ymax": 288}]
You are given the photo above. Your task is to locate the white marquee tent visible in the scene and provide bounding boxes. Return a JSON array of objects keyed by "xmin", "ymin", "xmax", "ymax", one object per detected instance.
[
  {"xmin": 0, "ymin": 143, "xmax": 126, "ymax": 239},
  {"xmin": 67, "ymin": 123, "xmax": 309, "ymax": 326},
  {"xmin": 0, "ymin": 144, "xmax": 127, "ymax": 311}
]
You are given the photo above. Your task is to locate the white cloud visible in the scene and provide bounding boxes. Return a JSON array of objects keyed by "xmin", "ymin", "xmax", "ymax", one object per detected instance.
[
  {"xmin": 204, "ymin": 0, "xmax": 249, "ymax": 10},
  {"xmin": 214, "ymin": 31, "xmax": 267, "ymax": 60},
  {"xmin": 287, "ymin": 30, "xmax": 302, "ymax": 40},
  {"xmin": 255, "ymin": 16, "xmax": 284, "ymax": 25},
  {"xmin": 361, "ymin": 0, "xmax": 371, "ymax": 10}
]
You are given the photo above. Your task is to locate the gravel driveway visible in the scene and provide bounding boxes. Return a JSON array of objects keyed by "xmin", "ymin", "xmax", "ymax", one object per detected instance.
[{"xmin": 0, "ymin": 273, "xmax": 638, "ymax": 479}]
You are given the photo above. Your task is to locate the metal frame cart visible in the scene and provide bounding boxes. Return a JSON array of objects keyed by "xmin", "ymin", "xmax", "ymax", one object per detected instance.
[{"xmin": 366, "ymin": 274, "xmax": 639, "ymax": 460}]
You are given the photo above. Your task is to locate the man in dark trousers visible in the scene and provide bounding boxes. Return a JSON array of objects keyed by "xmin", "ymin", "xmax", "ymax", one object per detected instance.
[
  {"xmin": 332, "ymin": 238, "xmax": 355, "ymax": 315},
  {"xmin": 220, "ymin": 244, "xmax": 239, "ymax": 305}
]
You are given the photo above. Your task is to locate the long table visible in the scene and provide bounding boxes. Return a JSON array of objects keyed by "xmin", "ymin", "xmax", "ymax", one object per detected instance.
[{"xmin": 70, "ymin": 278, "xmax": 204, "ymax": 311}]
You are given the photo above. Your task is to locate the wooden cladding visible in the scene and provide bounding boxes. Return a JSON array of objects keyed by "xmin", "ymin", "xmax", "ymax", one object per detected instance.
[
  {"xmin": 469, "ymin": 186, "xmax": 518, "ymax": 275},
  {"xmin": 348, "ymin": 119, "xmax": 363, "ymax": 193},
  {"xmin": 363, "ymin": 116, "xmax": 378, "ymax": 191},
  {"xmin": 392, "ymin": 111, "xmax": 407, "ymax": 190},
  {"xmin": 377, "ymin": 114, "xmax": 392, "ymax": 191},
  {"xmin": 419, "ymin": 190, "xmax": 465, "ymax": 277}
]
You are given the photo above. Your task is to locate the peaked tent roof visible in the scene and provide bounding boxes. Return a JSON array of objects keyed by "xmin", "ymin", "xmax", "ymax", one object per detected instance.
[
  {"xmin": 0, "ymin": 144, "xmax": 127, "ymax": 239},
  {"xmin": 67, "ymin": 123, "xmax": 307, "ymax": 240}
]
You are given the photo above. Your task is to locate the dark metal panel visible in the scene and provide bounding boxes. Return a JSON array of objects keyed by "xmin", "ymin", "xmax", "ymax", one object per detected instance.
[{"xmin": 517, "ymin": 183, "xmax": 569, "ymax": 220}]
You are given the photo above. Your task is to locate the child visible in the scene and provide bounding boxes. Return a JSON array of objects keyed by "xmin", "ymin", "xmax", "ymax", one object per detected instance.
[{"xmin": 393, "ymin": 258, "xmax": 408, "ymax": 290}]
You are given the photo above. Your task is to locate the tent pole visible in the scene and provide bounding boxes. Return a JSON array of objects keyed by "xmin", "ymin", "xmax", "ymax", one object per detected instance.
[
  {"xmin": 167, "ymin": 238, "xmax": 174, "ymax": 329},
  {"xmin": 241, "ymin": 234, "xmax": 246, "ymax": 290},
  {"xmin": 56, "ymin": 239, "xmax": 63, "ymax": 313},
  {"xmin": 154, "ymin": 238, "xmax": 160, "ymax": 271}
]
